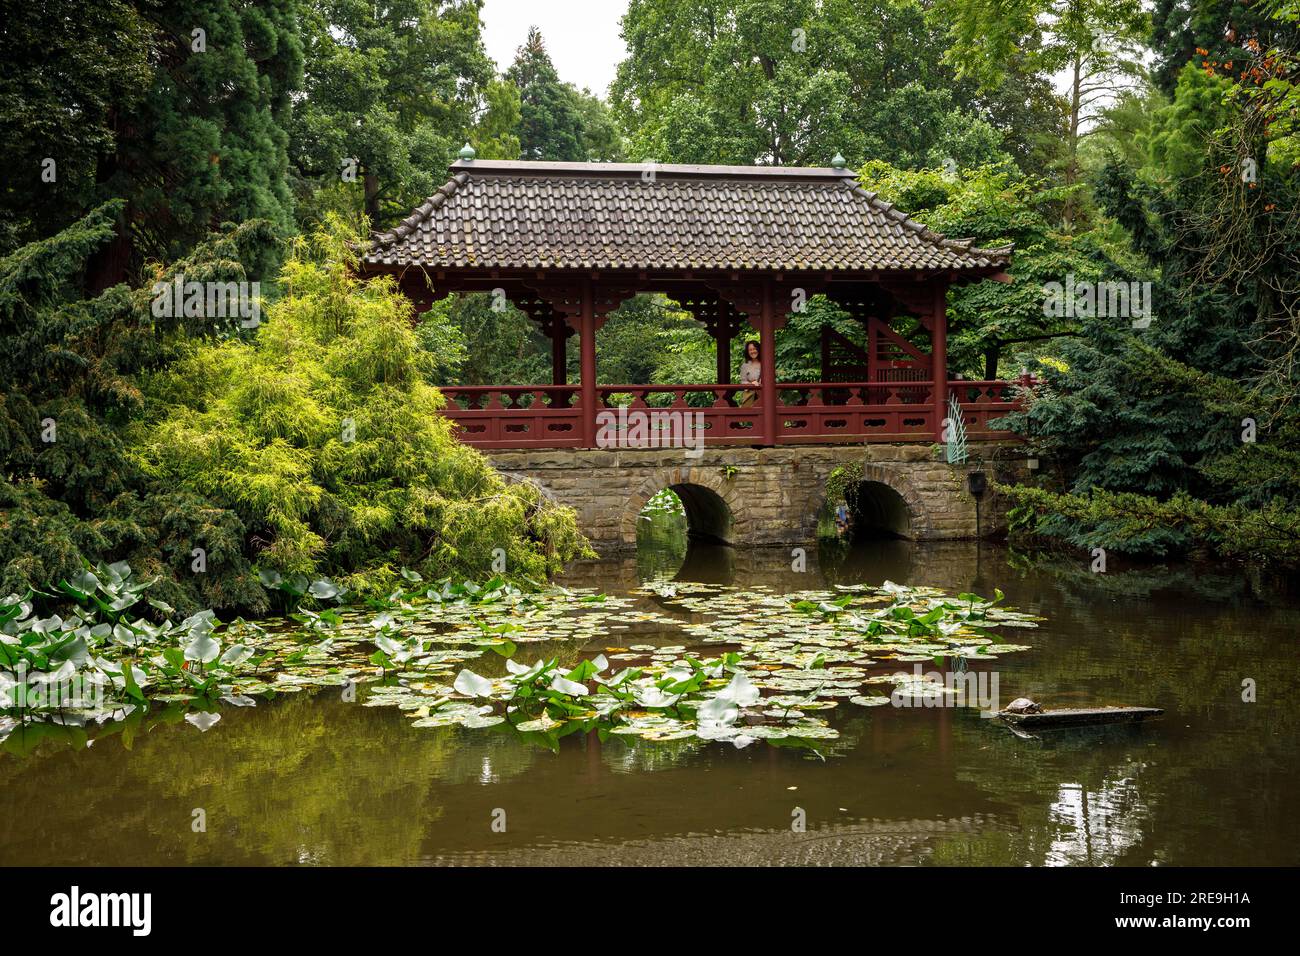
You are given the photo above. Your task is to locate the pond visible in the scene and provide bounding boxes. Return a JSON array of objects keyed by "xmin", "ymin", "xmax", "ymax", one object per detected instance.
[{"xmin": 2, "ymin": 517, "xmax": 1298, "ymax": 867}]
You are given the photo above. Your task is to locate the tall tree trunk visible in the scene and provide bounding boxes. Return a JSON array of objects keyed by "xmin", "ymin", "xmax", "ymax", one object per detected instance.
[
  {"xmin": 364, "ymin": 171, "xmax": 381, "ymax": 224},
  {"xmin": 85, "ymin": 130, "xmax": 133, "ymax": 294},
  {"xmin": 984, "ymin": 345, "xmax": 1000, "ymax": 382}
]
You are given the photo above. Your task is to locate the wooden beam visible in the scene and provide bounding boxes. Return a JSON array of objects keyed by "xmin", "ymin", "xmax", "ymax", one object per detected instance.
[
  {"xmin": 579, "ymin": 279, "xmax": 596, "ymax": 447},
  {"xmin": 716, "ymin": 310, "xmax": 732, "ymax": 385},
  {"xmin": 760, "ymin": 279, "xmax": 777, "ymax": 446},
  {"xmin": 932, "ymin": 282, "xmax": 949, "ymax": 442},
  {"xmin": 551, "ymin": 319, "xmax": 567, "ymax": 386}
]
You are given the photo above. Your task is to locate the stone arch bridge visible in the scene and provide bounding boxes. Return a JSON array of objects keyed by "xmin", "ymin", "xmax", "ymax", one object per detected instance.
[{"xmin": 486, "ymin": 443, "xmax": 1028, "ymax": 554}]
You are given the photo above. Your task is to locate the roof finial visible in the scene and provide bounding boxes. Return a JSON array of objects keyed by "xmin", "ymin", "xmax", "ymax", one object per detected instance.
[
  {"xmin": 831, "ymin": 151, "xmax": 847, "ymax": 169},
  {"xmin": 458, "ymin": 142, "xmax": 476, "ymax": 161}
]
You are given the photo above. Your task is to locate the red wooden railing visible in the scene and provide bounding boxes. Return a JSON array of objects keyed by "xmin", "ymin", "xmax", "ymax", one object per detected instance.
[
  {"xmin": 438, "ymin": 385, "xmax": 585, "ymax": 448},
  {"xmin": 437, "ymin": 379, "xmax": 1024, "ymax": 449}
]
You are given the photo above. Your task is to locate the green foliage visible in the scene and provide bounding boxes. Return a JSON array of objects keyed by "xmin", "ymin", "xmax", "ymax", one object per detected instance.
[
  {"xmin": 861, "ymin": 161, "xmax": 1126, "ymax": 377},
  {"xmin": 111, "ymin": 1, "xmax": 303, "ymax": 285},
  {"xmin": 1149, "ymin": 0, "xmax": 1285, "ymax": 96},
  {"xmin": 612, "ymin": 0, "xmax": 1055, "ymax": 172},
  {"xmin": 0, "ymin": 203, "xmax": 276, "ymax": 612},
  {"xmin": 1000, "ymin": 144, "xmax": 1300, "ymax": 560},
  {"xmin": 290, "ymin": 0, "xmax": 493, "ymax": 226},
  {"xmin": 934, "ymin": 0, "xmax": 1147, "ymax": 90},
  {"xmin": 132, "ymin": 216, "xmax": 590, "ymax": 592},
  {"xmin": 503, "ymin": 27, "xmax": 625, "ymax": 163},
  {"xmin": 507, "ymin": 27, "xmax": 583, "ymax": 161},
  {"xmin": 0, "ymin": 0, "xmax": 152, "ymax": 251},
  {"xmin": 999, "ymin": 483, "xmax": 1300, "ymax": 563},
  {"xmin": 427, "ymin": 294, "xmax": 550, "ymax": 387},
  {"xmin": 471, "ymin": 79, "xmax": 523, "ymax": 160},
  {"xmin": 595, "ymin": 296, "xmax": 707, "ymax": 384},
  {"xmin": 1140, "ymin": 65, "xmax": 1237, "ymax": 182}
]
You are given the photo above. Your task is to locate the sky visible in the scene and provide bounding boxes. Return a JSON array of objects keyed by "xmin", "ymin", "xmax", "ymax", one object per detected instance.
[{"xmin": 480, "ymin": 0, "xmax": 629, "ymax": 96}]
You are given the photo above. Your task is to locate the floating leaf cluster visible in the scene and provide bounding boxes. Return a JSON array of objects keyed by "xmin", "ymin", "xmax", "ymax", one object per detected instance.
[{"xmin": 3, "ymin": 565, "xmax": 1041, "ymax": 756}]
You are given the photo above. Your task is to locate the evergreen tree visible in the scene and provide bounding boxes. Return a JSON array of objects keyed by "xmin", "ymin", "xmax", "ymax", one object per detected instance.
[
  {"xmin": 1149, "ymin": 0, "xmax": 1285, "ymax": 95},
  {"xmin": 0, "ymin": 202, "xmax": 274, "ymax": 611},
  {"xmin": 85, "ymin": 0, "xmax": 303, "ymax": 290},
  {"xmin": 506, "ymin": 27, "xmax": 588, "ymax": 161},
  {"xmin": 470, "ymin": 78, "xmax": 523, "ymax": 160},
  {"xmin": 0, "ymin": 0, "xmax": 153, "ymax": 253},
  {"xmin": 134, "ymin": 218, "xmax": 587, "ymax": 587}
]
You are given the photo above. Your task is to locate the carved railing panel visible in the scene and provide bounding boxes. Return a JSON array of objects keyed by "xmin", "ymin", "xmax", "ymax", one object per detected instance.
[{"xmin": 434, "ymin": 379, "xmax": 1028, "ymax": 448}]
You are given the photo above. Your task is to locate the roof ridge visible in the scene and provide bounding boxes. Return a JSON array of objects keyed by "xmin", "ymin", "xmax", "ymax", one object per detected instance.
[
  {"xmin": 447, "ymin": 158, "xmax": 859, "ymax": 181},
  {"xmin": 849, "ymin": 184, "xmax": 1014, "ymax": 261},
  {"xmin": 370, "ymin": 172, "xmax": 468, "ymax": 250}
]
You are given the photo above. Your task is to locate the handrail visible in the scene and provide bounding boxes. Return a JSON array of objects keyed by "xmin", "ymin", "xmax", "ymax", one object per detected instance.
[{"xmin": 438, "ymin": 384, "xmax": 579, "ymax": 393}]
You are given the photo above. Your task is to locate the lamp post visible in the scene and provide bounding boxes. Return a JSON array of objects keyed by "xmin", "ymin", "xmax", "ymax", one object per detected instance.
[{"xmin": 967, "ymin": 470, "xmax": 988, "ymax": 542}]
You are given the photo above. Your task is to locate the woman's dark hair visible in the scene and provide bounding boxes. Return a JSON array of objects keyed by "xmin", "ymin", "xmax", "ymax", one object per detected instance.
[{"xmin": 744, "ymin": 340, "xmax": 760, "ymax": 360}]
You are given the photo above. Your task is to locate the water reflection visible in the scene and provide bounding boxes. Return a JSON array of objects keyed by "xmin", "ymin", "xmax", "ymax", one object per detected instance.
[{"xmin": 2, "ymin": 529, "xmax": 1298, "ymax": 866}]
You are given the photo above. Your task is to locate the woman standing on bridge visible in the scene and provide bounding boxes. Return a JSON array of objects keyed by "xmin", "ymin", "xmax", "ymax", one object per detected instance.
[{"xmin": 738, "ymin": 341, "xmax": 762, "ymax": 407}]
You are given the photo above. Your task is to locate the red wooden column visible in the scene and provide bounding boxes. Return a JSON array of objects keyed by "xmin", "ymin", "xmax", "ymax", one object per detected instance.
[
  {"xmin": 551, "ymin": 319, "xmax": 567, "ymax": 385},
  {"xmin": 715, "ymin": 311, "xmax": 732, "ymax": 385},
  {"xmin": 760, "ymin": 280, "xmax": 777, "ymax": 445},
  {"xmin": 579, "ymin": 279, "xmax": 597, "ymax": 447},
  {"xmin": 932, "ymin": 281, "xmax": 950, "ymax": 441}
]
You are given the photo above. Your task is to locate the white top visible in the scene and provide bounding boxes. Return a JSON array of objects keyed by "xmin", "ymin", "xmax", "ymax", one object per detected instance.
[{"xmin": 739, "ymin": 360, "xmax": 762, "ymax": 384}]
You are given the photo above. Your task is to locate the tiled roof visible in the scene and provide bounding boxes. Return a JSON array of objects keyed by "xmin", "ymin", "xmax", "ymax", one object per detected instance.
[{"xmin": 361, "ymin": 160, "xmax": 1012, "ymax": 275}]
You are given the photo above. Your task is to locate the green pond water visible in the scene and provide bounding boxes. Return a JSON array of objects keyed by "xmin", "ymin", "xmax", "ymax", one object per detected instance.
[{"xmin": 2, "ymin": 519, "xmax": 1298, "ymax": 867}]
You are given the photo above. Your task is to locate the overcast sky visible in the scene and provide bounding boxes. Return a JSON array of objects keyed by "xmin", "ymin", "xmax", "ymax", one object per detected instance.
[{"xmin": 480, "ymin": 0, "xmax": 629, "ymax": 96}]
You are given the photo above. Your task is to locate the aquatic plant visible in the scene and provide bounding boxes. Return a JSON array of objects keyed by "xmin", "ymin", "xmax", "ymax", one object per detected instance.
[
  {"xmin": 1, "ymin": 562, "xmax": 271, "ymax": 721},
  {"xmin": 3, "ymin": 567, "xmax": 1041, "ymax": 757}
]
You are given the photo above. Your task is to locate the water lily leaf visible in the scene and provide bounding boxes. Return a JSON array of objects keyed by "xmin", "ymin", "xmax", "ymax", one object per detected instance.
[
  {"xmin": 549, "ymin": 674, "xmax": 588, "ymax": 696},
  {"xmin": 309, "ymin": 579, "xmax": 340, "ymax": 600},
  {"xmin": 453, "ymin": 668, "xmax": 495, "ymax": 698},
  {"xmin": 696, "ymin": 695, "xmax": 739, "ymax": 725},
  {"xmin": 184, "ymin": 632, "xmax": 220, "ymax": 664},
  {"xmin": 219, "ymin": 644, "xmax": 253, "ymax": 668},
  {"xmin": 185, "ymin": 712, "xmax": 221, "ymax": 732},
  {"xmin": 716, "ymin": 671, "xmax": 760, "ymax": 707},
  {"xmin": 516, "ymin": 713, "xmax": 563, "ymax": 733}
]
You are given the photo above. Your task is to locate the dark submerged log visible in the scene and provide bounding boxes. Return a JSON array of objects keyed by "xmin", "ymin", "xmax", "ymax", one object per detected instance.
[{"xmin": 998, "ymin": 706, "xmax": 1164, "ymax": 728}]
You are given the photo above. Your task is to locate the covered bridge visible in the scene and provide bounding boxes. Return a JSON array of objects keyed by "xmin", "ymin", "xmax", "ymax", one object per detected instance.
[{"xmin": 359, "ymin": 152, "xmax": 1019, "ymax": 451}]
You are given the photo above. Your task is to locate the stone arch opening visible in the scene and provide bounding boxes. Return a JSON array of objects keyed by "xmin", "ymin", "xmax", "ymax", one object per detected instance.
[
  {"xmin": 669, "ymin": 483, "xmax": 734, "ymax": 545},
  {"xmin": 624, "ymin": 469, "xmax": 743, "ymax": 550},
  {"xmin": 842, "ymin": 479, "xmax": 913, "ymax": 540}
]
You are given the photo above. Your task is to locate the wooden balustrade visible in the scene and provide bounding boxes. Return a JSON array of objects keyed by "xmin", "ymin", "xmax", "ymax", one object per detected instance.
[
  {"xmin": 593, "ymin": 383, "xmax": 765, "ymax": 446},
  {"xmin": 946, "ymin": 380, "xmax": 1022, "ymax": 436},
  {"xmin": 775, "ymin": 381, "xmax": 935, "ymax": 442},
  {"xmin": 435, "ymin": 379, "xmax": 1027, "ymax": 449},
  {"xmin": 437, "ymin": 385, "xmax": 585, "ymax": 448}
]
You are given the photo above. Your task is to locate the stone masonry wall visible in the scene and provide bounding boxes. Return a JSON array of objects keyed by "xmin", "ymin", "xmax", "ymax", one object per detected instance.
[{"xmin": 484, "ymin": 443, "xmax": 1029, "ymax": 554}]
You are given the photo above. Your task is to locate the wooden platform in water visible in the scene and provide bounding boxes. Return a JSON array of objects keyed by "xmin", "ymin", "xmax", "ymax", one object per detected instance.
[{"xmin": 999, "ymin": 706, "xmax": 1163, "ymax": 729}]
